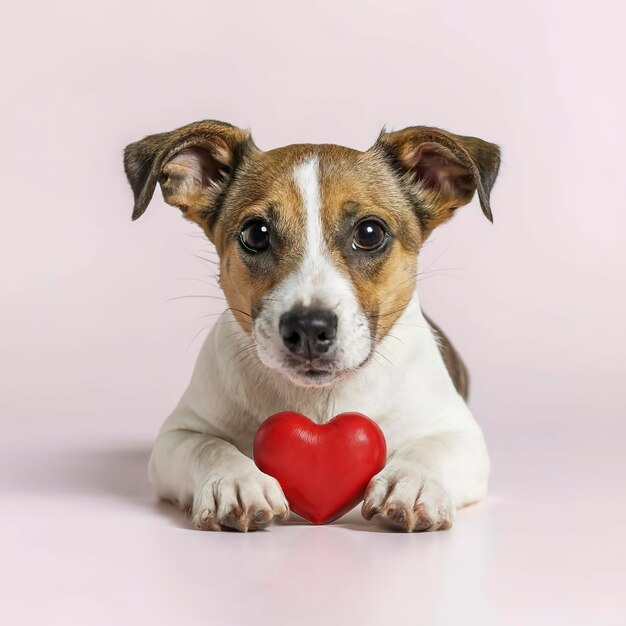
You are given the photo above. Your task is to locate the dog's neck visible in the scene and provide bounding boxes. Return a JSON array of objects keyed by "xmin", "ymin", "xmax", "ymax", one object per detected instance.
[{"xmin": 215, "ymin": 288, "xmax": 436, "ymax": 425}]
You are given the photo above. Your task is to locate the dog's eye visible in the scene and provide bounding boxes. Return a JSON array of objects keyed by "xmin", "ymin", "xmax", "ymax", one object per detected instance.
[
  {"xmin": 240, "ymin": 220, "xmax": 270, "ymax": 253},
  {"xmin": 352, "ymin": 220, "xmax": 387, "ymax": 252}
]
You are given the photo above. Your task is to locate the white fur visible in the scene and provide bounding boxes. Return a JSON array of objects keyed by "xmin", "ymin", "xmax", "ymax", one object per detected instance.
[{"xmin": 253, "ymin": 156, "xmax": 371, "ymax": 381}]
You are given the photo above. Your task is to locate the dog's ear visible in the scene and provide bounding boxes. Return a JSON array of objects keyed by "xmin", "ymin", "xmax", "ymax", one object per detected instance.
[
  {"xmin": 124, "ymin": 120, "xmax": 257, "ymax": 232},
  {"xmin": 374, "ymin": 126, "xmax": 500, "ymax": 232}
]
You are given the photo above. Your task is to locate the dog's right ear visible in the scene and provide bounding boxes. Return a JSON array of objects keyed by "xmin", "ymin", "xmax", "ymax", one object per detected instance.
[{"xmin": 124, "ymin": 120, "xmax": 257, "ymax": 233}]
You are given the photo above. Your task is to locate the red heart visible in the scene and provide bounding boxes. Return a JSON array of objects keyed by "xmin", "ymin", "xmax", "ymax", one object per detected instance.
[{"xmin": 253, "ymin": 411, "xmax": 387, "ymax": 525}]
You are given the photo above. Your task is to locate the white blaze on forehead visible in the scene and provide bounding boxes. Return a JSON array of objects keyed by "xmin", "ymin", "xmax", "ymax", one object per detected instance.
[
  {"xmin": 293, "ymin": 156, "xmax": 322, "ymax": 238},
  {"xmin": 292, "ymin": 156, "xmax": 326, "ymax": 303}
]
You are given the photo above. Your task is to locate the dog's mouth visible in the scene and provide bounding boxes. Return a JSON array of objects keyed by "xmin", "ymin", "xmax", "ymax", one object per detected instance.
[
  {"xmin": 289, "ymin": 368, "xmax": 345, "ymax": 387},
  {"xmin": 282, "ymin": 358, "xmax": 335, "ymax": 386},
  {"xmin": 303, "ymin": 365, "xmax": 330, "ymax": 377},
  {"xmin": 281, "ymin": 354, "xmax": 373, "ymax": 388}
]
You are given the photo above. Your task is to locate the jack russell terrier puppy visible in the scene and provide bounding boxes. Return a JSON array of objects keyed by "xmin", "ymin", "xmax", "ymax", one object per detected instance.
[{"xmin": 124, "ymin": 120, "xmax": 500, "ymax": 532}]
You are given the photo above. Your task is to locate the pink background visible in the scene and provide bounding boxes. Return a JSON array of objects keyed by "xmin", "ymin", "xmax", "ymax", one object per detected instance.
[{"xmin": 1, "ymin": 1, "xmax": 625, "ymax": 624}]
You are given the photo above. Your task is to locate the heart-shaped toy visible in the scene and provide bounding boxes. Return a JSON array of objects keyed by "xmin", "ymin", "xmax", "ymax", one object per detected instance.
[{"xmin": 253, "ymin": 411, "xmax": 387, "ymax": 525}]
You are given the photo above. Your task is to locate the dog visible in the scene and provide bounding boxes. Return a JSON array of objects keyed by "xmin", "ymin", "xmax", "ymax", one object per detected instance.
[{"xmin": 124, "ymin": 120, "xmax": 500, "ymax": 532}]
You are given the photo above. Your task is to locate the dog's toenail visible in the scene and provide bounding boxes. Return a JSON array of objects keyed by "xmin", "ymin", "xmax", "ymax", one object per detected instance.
[{"xmin": 364, "ymin": 505, "xmax": 379, "ymax": 519}]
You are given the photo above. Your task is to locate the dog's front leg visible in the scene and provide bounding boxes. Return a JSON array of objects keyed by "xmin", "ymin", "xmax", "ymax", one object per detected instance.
[
  {"xmin": 361, "ymin": 428, "xmax": 490, "ymax": 532},
  {"xmin": 149, "ymin": 429, "xmax": 290, "ymax": 531}
]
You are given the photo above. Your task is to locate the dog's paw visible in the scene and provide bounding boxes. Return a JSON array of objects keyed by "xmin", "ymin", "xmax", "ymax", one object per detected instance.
[
  {"xmin": 361, "ymin": 461, "xmax": 455, "ymax": 532},
  {"xmin": 191, "ymin": 468, "xmax": 289, "ymax": 532}
]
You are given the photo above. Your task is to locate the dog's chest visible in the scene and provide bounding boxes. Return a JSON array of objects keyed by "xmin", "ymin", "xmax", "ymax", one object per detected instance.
[
  {"xmin": 231, "ymin": 350, "xmax": 451, "ymax": 458},
  {"xmin": 208, "ymin": 300, "xmax": 460, "ymax": 457}
]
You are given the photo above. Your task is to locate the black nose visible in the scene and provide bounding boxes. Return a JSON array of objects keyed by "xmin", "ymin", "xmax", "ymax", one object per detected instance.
[{"xmin": 279, "ymin": 308, "xmax": 338, "ymax": 358}]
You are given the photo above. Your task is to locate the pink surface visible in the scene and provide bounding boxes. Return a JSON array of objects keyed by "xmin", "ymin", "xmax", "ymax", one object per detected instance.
[{"xmin": 1, "ymin": 1, "xmax": 625, "ymax": 624}]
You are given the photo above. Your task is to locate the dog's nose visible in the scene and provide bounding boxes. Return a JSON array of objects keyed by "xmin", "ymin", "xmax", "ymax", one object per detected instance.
[{"xmin": 279, "ymin": 308, "xmax": 338, "ymax": 358}]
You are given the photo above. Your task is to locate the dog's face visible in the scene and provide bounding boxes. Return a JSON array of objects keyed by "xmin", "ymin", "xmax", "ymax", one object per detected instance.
[{"xmin": 125, "ymin": 121, "xmax": 499, "ymax": 387}]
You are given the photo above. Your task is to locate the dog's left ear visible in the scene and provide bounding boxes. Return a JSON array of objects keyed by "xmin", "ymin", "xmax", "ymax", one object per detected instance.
[
  {"xmin": 374, "ymin": 127, "xmax": 500, "ymax": 231},
  {"xmin": 124, "ymin": 120, "xmax": 257, "ymax": 235}
]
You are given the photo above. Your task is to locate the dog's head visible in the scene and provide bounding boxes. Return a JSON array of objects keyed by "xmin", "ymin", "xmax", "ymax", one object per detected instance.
[{"xmin": 125, "ymin": 121, "xmax": 500, "ymax": 387}]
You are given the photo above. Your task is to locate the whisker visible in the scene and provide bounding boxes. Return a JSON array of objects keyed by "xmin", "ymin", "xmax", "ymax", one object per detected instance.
[
  {"xmin": 369, "ymin": 304, "xmax": 411, "ymax": 321},
  {"xmin": 376, "ymin": 344, "xmax": 404, "ymax": 372},
  {"xmin": 193, "ymin": 255, "xmax": 220, "ymax": 267},
  {"xmin": 416, "ymin": 273, "xmax": 459, "ymax": 284},
  {"xmin": 419, "ymin": 247, "xmax": 449, "ymax": 273},
  {"xmin": 184, "ymin": 325, "xmax": 212, "ymax": 354},
  {"xmin": 389, "ymin": 322, "xmax": 432, "ymax": 331},
  {"xmin": 417, "ymin": 267, "xmax": 460, "ymax": 277},
  {"xmin": 226, "ymin": 307, "xmax": 253, "ymax": 319},
  {"xmin": 383, "ymin": 332, "xmax": 405, "ymax": 346},
  {"xmin": 176, "ymin": 277, "xmax": 219, "ymax": 287},
  {"xmin": 165, "ymin": 294, "xmax": 226, "ymax": 304}
]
